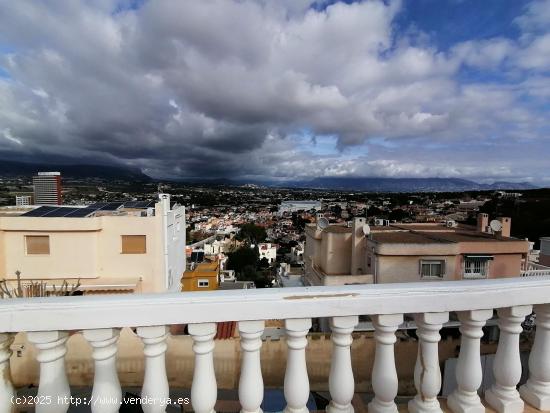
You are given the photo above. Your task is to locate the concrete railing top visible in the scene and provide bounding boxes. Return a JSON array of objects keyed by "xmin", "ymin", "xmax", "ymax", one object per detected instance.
[{"xmin": 1, "ymin": 277, "xmax": 550, "ymax": 332}]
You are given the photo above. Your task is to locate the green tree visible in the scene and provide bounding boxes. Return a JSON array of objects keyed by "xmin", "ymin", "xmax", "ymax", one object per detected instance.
[
  {"xmin": 227, "ymin": 246, "xmax": 259, "ymax": 274},
  {"xmin": 237, "ymin": 223, "xmax": 267, "ymax": 244}
]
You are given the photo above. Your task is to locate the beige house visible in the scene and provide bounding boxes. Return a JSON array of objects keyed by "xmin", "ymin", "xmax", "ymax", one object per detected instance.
[
  {"xmin": 0, "ymin": 194, "xmax": 185, "ymax": 293},
  {"xmin": 304, "ymin": 214, "xmax": 529, "ymax": 286}
]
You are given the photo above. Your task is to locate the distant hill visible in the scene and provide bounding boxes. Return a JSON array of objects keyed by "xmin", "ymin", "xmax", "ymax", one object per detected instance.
[
  {"xmin": 0, "ymin": 160, "xmax": 150, "ymax": 181},
  {"xmin": 276, "ymin": 177, "xmax": 537, "ymax": 192}
]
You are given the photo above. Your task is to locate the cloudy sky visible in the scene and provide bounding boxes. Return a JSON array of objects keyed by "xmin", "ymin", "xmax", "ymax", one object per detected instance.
[{"xmin": 1, "ymin": 0, "xmax": 549, "ymax": 183}]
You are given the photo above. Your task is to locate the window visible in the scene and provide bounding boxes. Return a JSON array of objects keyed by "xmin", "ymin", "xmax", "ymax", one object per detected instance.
[
  {"xmin": 121, "ymin": 235, "xmax": 146, "ymax": 254},
  {"xmin": 197, "ymin": 279, "xmax": 209, "ymax": 288},
  {"xmin": 25, "ymin": 235, "xmax": 50, "ymax": 255},
  {"xmin": 420, "ymin": 260, "xmax": 445, "ymax": 278},
  {"xmin": 463, "ymin": 256, "xmax": 490, "ymax": 278}
]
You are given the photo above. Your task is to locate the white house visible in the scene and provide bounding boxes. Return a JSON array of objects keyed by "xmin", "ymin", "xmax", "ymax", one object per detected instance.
[{"xmin": 258, "ymin": 243, "xmax": 277, "ymax": 264}]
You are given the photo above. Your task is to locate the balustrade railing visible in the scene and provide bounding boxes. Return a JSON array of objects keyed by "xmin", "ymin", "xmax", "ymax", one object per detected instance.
[{"xmin": 1, "ymin": 277, "xmax": 550, "ymax": 413}]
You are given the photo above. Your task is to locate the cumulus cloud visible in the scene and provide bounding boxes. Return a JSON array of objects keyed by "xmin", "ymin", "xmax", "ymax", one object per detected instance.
[{"xmin": 0, "ymin": 0, "xmax": 549, "ymax": 182}]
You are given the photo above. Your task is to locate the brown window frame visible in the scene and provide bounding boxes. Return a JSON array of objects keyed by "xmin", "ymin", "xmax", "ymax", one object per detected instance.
[
  {"xmin": 121, "ymin": 235, "xmax": 147, "ymax": 254},
  {"xmin": 25, "ymin": 235, "xmax": 50, "ymax": 255}
]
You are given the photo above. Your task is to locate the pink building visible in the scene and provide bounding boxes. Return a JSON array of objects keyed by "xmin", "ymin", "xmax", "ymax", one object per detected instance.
[{"xmin": 304, "ymin": 215, "xmax": 529, "ymax": 286}]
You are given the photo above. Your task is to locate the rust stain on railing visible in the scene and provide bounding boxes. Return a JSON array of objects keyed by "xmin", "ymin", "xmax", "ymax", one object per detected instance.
[{"xmin": 283, "ymin": 293, "xmax": 358, "ymax": 300}]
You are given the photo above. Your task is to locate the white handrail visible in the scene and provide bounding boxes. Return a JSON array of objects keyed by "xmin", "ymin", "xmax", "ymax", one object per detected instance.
[{"xmin": 1, "ymin": 278, "xmax": 550, "ymax": 332}]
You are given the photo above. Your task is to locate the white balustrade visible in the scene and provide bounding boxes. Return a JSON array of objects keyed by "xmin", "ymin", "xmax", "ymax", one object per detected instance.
[
  {"xmin": 0, "ymin": 333, "xmax": 15, "ymax": 413},
  {"xmin": 520, "ymin": 304, "xmax": 550, "ymax": 410},
  {"xmin": 327, "ymin": 316, "xmax": 358, "ymax": 413},
  {"xmin": 27, "ymin": 331, "xmax": 71, "ymax": 413},
  {"xmin": 0, "ymin": 278, "xmax": 549, "ymax": 413},
  {"xmin": 408, "ymin": 312, "xmax": 449, "ymax": 413},
  {"xmin": 238, "ymin": 320, "xmax": 265, "ymax": 413},
  {"xmin": 485, "ymin": 305, "xmax": 533, "ymax": 413},
  {"xmin": 83, "ymin": 328, "xmax": 122, "ymax": 413},
  {"xmin": 447, "ymin": 309, "xmax": 493, "ymax": 413},
  {"xmin": 284, "ymin": 318, "xmax": 312, "ymax": 413},
  {"xmin": 189, "ymin": 322, "xmax": 217, "ymax": 413},
  {"xmin": 368, "ymin": 313, "xmax": 403, "ymax": 413},
  {"xmin": 137, "ymin": 326, "xmax": 169, "ymax": 413}
]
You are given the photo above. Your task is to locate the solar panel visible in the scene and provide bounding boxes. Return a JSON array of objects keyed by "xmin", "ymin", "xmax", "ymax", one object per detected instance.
[
  {"xmin": 99, "ymin": 202, "xmax": 124, "ymax": 211},
  {"xmin": 65, "ymin": 208, "xmax": 97, "ymax": 218},
  {"xmin": 22, "ymin": 206, "xmax": 58, "ymax": 217},
  {"xmin": 42, "ymin": 207, "xmax": 82, "ymax": 217},
  {"xmin": 87, "ymin": 202, "xmax": 108, "ymax": 209},
  {"xmin": 123, "ymin": 200, "xmax": 156, "ymax": 209}
]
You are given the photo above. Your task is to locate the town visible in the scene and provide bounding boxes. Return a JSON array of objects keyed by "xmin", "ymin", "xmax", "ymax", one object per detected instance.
[{"xmin": 1, "ymin": 170, "xmax": 550, "ymax": 412}]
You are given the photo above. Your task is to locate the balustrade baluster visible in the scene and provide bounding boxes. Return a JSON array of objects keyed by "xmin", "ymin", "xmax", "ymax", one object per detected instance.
[
  {"xmin": 485, "ymin": 305, "xmax": 532, "ymax": 413},
  {"xmin": 368, "ymin": 314, "xmax": 403, "ymax": 413},
  {"xmin": 408, "ymin": 312, "xmax": 449, "ymax": 413},
  {"xmin": 83, "ymin": 328, "xmax": 122, "ymax": 413},
  {"xmin": 238, "ymin": 320, "xmax": 265, "ymax": 413},
  {"xmin": 520, "ymin": 304, "xmax": 550, "ymax": 410},
  {"xmin": 27, "ymin": 331, "xmax": 70, "ymax": 413},
  {"xmin": 448, "ymin": 309, "xmax": 493, "ymax": 413},
  {"xmin": 137, "ymin": 326, "xmax": 169, "ymax": 413},
  {"xmin": 0, "ymin": 333, "xmax": 15, "ymax": 413},
  {"xmin": 327, "ymin": 316, "xmax": 358, "ymax": 413},
  {"xmin": 284, "ymin": 318, "xmax": 312, "ymax": 413},
  {"xmin": 189, "ymin": 323, "xmax": 217, "ymax": 413}
]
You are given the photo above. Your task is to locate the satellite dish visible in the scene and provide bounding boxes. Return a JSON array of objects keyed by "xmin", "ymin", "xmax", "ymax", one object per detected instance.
[
  {"xmin": 317, "ymin": 217, "xmax": 329, "ymax": 230},
  {"xmin": 490, "ymin": 220, "xmax": 503, "ymax": 233},
  {"xmin": 362, "ymin": 224, "xmax": 371, "ymax": 236}
]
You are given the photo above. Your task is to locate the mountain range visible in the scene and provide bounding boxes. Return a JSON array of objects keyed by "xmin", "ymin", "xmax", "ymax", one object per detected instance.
[
  {"xmin": 276, "ymin": 177, "xmax": 537, "ymax": 192},
  {"xmin": 0, "ymin": 160, "xmax": 539, "ymax": 192},
  {"xmin": 0, "ymin": 160, "xmax": 149, "ymax": 181}
]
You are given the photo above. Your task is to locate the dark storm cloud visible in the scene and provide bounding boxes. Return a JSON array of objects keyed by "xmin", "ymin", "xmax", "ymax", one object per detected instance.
[{"xmin": 0, "ymin": 0, "xmax": 549, "ymax": 182}]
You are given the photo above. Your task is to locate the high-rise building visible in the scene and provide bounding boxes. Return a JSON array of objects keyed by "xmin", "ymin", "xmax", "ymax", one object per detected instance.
[{"xmin": 33, "ymin": 172, "xmax": 62, "ymax": 205}]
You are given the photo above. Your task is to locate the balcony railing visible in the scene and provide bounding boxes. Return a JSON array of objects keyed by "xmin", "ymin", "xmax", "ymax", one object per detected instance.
[
  {"xmin": 1, "ymin": 277, "xmax": 550, "ymax": 413},
  {"xmin": 522, "ymin": 262, "xmax": 550, "ymax": 277}
]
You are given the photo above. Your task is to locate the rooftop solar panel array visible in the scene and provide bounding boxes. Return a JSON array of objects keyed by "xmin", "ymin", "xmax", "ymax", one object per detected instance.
[
  {"xmin": 22, "ymin": 200, "xmax": 156, "ymax": 218},
  {"xmin": 21, "ymin": 206, "xmax": 58, "ymax": 217},
  {"xmin": 123, "ymin": 200, "xmax": 156, "ymax": 209},
  {"xmin": 65, "ymin": 208, "xmax": 98, "ymax": 217},
  {"xmin": 22, "ymin": 206, "xmax": 97, "ymax": 218}
]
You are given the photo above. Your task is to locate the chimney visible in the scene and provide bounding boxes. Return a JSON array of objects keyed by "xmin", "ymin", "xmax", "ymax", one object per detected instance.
[
  {"xmin": 351, "ymin": 217, "xmax": 366, "ymax": 275},
  {"xmin": 497, "ymin": 217, "xmax": 511, "ymax": 238},
  {"xmin": 477, "ymin": 213, "xmax": 489, "ymax": 233}
]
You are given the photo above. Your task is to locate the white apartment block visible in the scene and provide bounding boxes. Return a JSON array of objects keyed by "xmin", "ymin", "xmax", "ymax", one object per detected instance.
[{"xmin": 0, "ymin": 194, "xmax": 185, "ymax": 293}]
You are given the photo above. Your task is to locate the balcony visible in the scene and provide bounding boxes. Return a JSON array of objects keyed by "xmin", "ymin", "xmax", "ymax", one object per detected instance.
[
  {"xmin": 1, "ymin": 278, "xmax": 550, "ymax": 413},
  {"xmin": 522, "ymin": 262, "xmax": 550, "ymax": 277}
]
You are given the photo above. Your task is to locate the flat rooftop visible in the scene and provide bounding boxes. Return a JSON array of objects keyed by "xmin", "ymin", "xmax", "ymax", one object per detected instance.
[
  {"xmin": 2, "ymin": 200, "xmax": 158, "ymax": 218},
  {"xmin": 372, "ymin": 230, "xmax": 521, "ymax": 244}
]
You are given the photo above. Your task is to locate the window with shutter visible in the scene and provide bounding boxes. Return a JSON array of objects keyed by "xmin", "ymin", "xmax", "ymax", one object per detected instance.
[
  {"xmin": 25, "ymin": 235, "xmax": 50, "ymax": 255},
  {"xmin": 121, "ymin": 235, "xmax": 147, "ymax": 254}
]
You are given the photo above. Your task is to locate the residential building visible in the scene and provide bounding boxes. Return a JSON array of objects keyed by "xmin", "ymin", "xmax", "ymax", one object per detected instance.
[
  {"xmin": 287, "ymin": 242, "xmax": 304, "ymax": 264},
  {"xmin": 15, "ymin": 195, "xmax": 32, "ymax": 206},
  {"xmin": 33, "ymin": 171, "xmax": 62, "ymax": 205},
  {"xmin": 181, "ymin": 260, "xmax": 220, "ymax": 291},
  {"xmin": 540, "ymin": 237, "xmax": 550, "ymax": 267},
  {"xmin": 0, "ymin": 194, "xmax": 185, "ymax": 293},
  {"xmin": 304, "ymin": 215, "xmax": 529, "ymax": 286},
  {"xmin": 258, "ymin": 242, "xmax": 277, "ymax": 264},
  {"xmin": 279, "ymin": 200, "xmax": 321, "ymax": 215}
]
